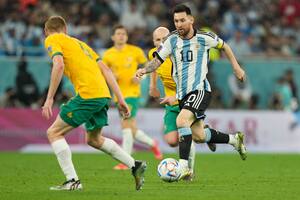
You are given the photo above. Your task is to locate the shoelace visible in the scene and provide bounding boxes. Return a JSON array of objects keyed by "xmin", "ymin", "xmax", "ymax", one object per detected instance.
[
  {"xmin": 61, "ymin": 179, "xmax": 81, "ymax": 190},
  {"xmin": 62, "ymin": 179, "xmax": 75, "ymax": 185},
  {"xmin": 70, "ymin": 180, "xmax": 81, "ymax": 190}
]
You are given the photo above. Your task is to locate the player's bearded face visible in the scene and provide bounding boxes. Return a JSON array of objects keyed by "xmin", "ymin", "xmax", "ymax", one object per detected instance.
[{"xmin": 174, "ymin": 12, "xmax": 193, "ymax": 37}]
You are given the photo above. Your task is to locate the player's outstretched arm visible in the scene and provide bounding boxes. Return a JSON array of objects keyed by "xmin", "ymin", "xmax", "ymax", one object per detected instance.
[
  {"xmin": 97, "ymin": 60, "xmax": 122, "ymax": 100},
  {"xmin": 97, "ymin": 60, "xmax": 130, "ymax": 118},
  {"xmin": 136, "ymin": 57, "xmax": 162, "ymax": 78},
  {"xmin": 42, "ymin": 55, "xmax": 65, "ymax": 119},
  {"xmin": 222, "ymin": 42, "xmax": 246, "ymax": 82}
]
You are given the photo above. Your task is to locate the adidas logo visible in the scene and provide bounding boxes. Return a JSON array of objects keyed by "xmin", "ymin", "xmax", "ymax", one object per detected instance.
[{"xmin": 179, "ymin": 136, "xmax": 185, "ymax": 142}]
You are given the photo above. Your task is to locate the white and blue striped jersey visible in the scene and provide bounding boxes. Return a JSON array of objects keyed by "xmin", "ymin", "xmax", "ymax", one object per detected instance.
[{"xmin": 155, "ymin": 30, "xmax": 224, "ymax": 100}]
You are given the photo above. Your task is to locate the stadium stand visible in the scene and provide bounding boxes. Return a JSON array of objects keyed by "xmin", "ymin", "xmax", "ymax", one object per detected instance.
[{"xmin": 0, "ymin": 0, "xmax": 299, "ymax": 109}]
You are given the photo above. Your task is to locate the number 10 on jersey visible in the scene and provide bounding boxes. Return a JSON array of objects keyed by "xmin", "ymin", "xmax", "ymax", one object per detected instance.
[{"xmin": 180, "ymin": 50, "xmax": 193, "ymax": 62}]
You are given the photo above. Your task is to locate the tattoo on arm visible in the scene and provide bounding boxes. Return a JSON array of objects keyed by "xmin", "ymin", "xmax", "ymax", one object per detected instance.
[{"xmin": 144, "ymin": 58, "xmax": 162, "ymax": 73}]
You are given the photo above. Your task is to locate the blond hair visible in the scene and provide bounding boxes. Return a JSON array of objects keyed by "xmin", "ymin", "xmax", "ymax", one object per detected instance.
[{"xmin": 45, "ymin": 16, "xmax": 67, "ymax": 32}]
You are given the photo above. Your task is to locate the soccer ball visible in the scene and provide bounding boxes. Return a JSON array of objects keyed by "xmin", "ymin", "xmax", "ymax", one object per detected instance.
[{"xmin": 157, "ymin": 158, "xmax": 181, "ymax": 182}]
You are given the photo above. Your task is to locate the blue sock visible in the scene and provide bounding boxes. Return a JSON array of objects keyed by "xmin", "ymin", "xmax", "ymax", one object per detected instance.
[{"xmin": 204, "ymin": 128, "xmax": 212, "ymax": 142}]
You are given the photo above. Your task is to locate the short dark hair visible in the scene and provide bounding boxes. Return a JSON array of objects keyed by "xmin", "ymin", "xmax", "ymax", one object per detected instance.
[
  {"xmin": 173, "ymin": 4, "xmax": 192, "ymax": 15},
  {"xmin": 112, "ymin": 24, "xmax": 128, "ymax": 35},
  {"xmin": 45, "ymin": 16, "xmax": 67, "ymax": 32}
]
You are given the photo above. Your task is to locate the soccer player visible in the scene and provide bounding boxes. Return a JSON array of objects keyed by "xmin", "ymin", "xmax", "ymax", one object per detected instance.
[
  {"xmin": 102, "ymin": 25, "xmax": 162, "ymax": 170},
  {"xmin": 42, "ymin": 16, "xmax": 146, "ymax": 191},
  {"xmin": 149, "ymin": 27, "xmax": 217, "ymax": 178},
  {"xmin": 136, "ymin": 4, "xmax": 247, "ymax": 179}
]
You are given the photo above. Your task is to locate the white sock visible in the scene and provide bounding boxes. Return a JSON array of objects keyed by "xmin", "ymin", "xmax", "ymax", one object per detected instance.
[
  {"xmin": 51, "ymin": 138, "xmax": 78, "ymax": 181},
  {"xmin": 179, "ymin": 159, "xmax": 188, "ymax": 169},
  {"xmin": 188, "ymin": 141, "xmax": 196, "ymax": 173},
  {"xmin": 135, "ymin": 129, "xmax": 154, "ymax": 147},
  {"xmin": 229, "ymin": 134, "xmax": 237, "ymax": 146},
  {"xmin": 122, "ymin": 128, "xmax": 133, "ymax": 155},
  {"xmin": 100, "ymin": 137, "xmax": 135, "ymax": 168}
]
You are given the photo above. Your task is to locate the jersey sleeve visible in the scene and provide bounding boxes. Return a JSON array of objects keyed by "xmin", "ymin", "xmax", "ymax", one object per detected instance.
[
  {"xmin": 203, "ymin": 32, "xmax": 224, "ymax": 49},
  {"xmin": 44, "ymin": 35, "xmax": 63, "ymax": 59},
  {"xmin": 136, "ymin": 47, "xmax": 147, "ymax": 64},
  {"xmin": 154, "ymin": 37, "xmax": 172, "ymax": 63}
]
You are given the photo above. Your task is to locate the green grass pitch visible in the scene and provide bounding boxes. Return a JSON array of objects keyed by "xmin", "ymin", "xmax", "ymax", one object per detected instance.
[{"xmin": 1, "ymin": 152, "xmax": 300, "ymax": 200}]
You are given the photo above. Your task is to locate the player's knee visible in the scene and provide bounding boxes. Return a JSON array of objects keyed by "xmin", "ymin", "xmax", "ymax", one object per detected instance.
[
  {"xmin": 164, "ymin": 131, "xmax": 179, "ymax": 147},
  {"xmin": 165, "ymin": 137, "xmax": 178, "ymax": 147},
  {"xmin": 47, "ymin": 127, "xmax": 67, "ymax": 142},
  {"xmin": 46, "ymin": 127, "xmax": 56, "ymax": 141},
  {"xmin": 176, "ymin": 116, "xmax": 190, "ymax": 128},
  {"xmin": 168, "ymin": 141, "xmax": 178, "ymax": 147}
]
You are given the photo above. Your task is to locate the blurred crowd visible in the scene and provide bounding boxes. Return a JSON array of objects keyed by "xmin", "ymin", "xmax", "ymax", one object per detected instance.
[
  {"xmin": 0, "ymin": 0, "xmax": 299, "ymax": 111},
  {"xmin": 0, "ymin": 56, "xmax": 74, "ymax": 109},
  {"xmin": 0, "ymin": 55, "xmax": 298, "ymax": 111},
  {"xmin": 0, "ymin": 0, "xmax": 300, "ymax": 57}
]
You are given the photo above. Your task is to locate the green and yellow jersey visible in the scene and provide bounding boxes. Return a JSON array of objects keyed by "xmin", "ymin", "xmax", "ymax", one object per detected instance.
[
  {"xmin": 102, "ymin": 44, "xmax": 147, "ymax": 99},
  {"xmin": 44, "ymin": 33, "xmax": 111, "ymax": 99}
]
